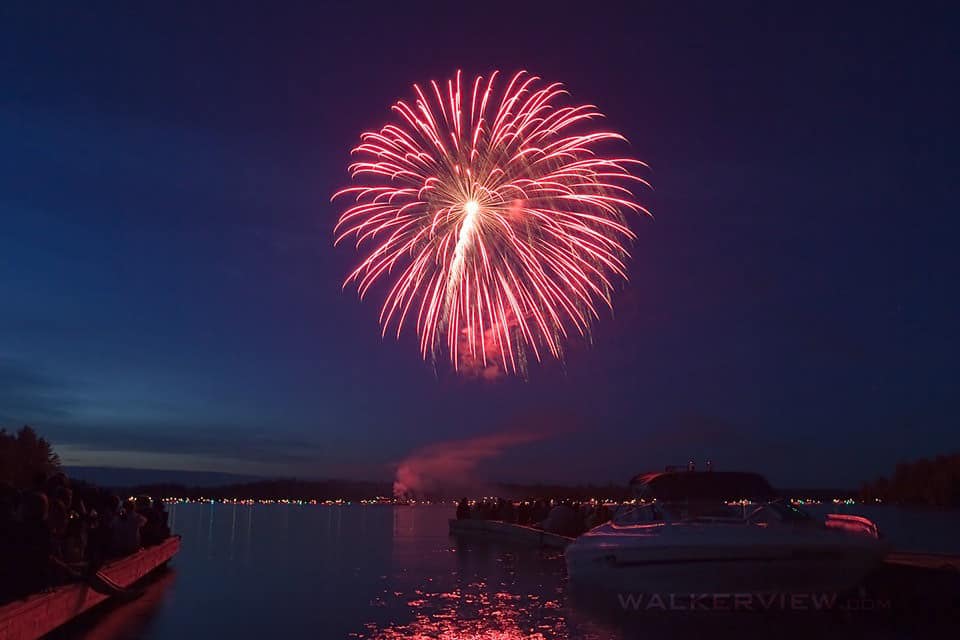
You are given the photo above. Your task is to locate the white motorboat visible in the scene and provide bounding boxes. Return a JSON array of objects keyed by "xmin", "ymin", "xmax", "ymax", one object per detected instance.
[{"xmin": 565, "ymin": 470, "xmax": 887, "ymax": 594}]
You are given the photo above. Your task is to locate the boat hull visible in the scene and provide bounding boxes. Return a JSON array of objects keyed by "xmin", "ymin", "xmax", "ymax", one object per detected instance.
[
  {"xmin": 565, "ymin": 524, "xmax": 886, "ymax": 595},
  {"xmin": 0, "ymin": 536, "xmax": 180, "ymax": 640}
]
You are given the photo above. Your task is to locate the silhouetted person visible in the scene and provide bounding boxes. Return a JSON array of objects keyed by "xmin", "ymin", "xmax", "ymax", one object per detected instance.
[
  {"xmin": 87, "ymin": 494, "xmax": 120, "ymax": 569},
  {"xmin": 585, "ymin": 504, "xmax": 610, "ymax": 529},
  {"xmin": 530, "ymin": 500, "xmax": 549, "ymax": 526},
  {"xmin": 469, "ymin": 501, "xmax": 483, "ymax": 520},
  {"xmin": 497, "ymin": 498, "xmax": 515, "ymax": 523},
  {"xmin": 456, "ymin": 497, "xmax": 470, "ymax": 520},
  {"xmin": 0, "ymin": 482, "xmax": 15, "ymax": 529},
  {"xmin": 542, "ymin": 501, "xmax": 581, "ymax": 537},
  {"xmin": 152, "ymin": 496, "xmax": 170, "ymax": 536},
  {"xmin": 44, "ymin": 472, "xmax": 69, "ymax": 501},
  {"xmin": 9, "ymin": 492, "xmax": 55, "ymax": 598},
  {"xmin": 0, "ymin": 483, "xmax": 19, "ymax": 602},
  {"xmin": 142, "ymin": 496, "xmax": 170, "ymax": 545},
  {"xmin": 47, "ymin": 486, "xmax": 71, "ymax": 559},
  {"xmin": 516, "ymin": 501, "xmax": 530, "ymax": 525},
  {"xmin": 135, "ymin": 495, "xmax": 151, "ymax": 513},
  {"xmin": 113, "ymin": 499, "xmax": 146, "ymax": 556}
]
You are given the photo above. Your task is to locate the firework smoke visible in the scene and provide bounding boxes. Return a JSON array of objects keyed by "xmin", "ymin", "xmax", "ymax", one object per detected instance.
[{"xmin": 392, "ymin": 431, "xmax": 547, "ymax": 499}]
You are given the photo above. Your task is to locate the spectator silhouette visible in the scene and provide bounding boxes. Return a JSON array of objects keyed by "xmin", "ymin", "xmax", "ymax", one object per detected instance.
[
  {"xmin": 113, "ymin": 499, "xmax": 146, "ymax": 556},
  {"xmin": 9, "ymin": 492, "xmax": 55, "ymax": 598}
]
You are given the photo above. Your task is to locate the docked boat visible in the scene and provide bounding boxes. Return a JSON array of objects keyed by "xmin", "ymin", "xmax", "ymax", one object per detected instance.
[
  {"xmin": 450, "ymin": 517, "xmax": 573, "ymax": 549},
  {"xmin": 565, "ymin": 470, "xmax": 887, "ymax": 594},
  {"xmin": 0, "ymin": 535, "xmax": 180, "ymax": 640}
]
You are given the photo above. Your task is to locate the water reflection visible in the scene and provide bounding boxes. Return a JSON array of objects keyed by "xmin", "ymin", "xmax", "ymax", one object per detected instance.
[
  {"xmin": 363, "ymin": 508, "xmax": 597, "ymax": 639},
  {"xmin": 82, "ymin": 570, "xmax": 177, "ymax": 640},
  {"xmin": 52, "ymin": 568, "xmax": 176, "ymax": 639},
  {"xmin": 59, "ymin": 504, "xmax": 957, "ymax": 640}
]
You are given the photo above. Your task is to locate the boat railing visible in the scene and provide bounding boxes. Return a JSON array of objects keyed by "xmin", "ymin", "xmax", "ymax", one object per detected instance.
[{"xmin": 824, "ymin": 513, "xmax": 881, "ymax": 538}]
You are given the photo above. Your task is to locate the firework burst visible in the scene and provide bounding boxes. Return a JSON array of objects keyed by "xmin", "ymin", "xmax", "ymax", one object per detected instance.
[{"xmin": 333, "ymin": 70, "xmax": 650, "ymax": 375}]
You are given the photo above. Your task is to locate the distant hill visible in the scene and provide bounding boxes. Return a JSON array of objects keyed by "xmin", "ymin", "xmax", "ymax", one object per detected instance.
[
  {"xmin": 65, "ymin": 467, "xmax": 393, "ymax": 500},
  {"xmin": 65, "ymin": 466, "xmax": 267, "ymax": 489},
  {"xmin": 124, "ymin": 478, "xmax": 395, "ymax": 501},
  {"xmin": 64, "ymin": 467, "xmax": 861, "ymax": 502}
]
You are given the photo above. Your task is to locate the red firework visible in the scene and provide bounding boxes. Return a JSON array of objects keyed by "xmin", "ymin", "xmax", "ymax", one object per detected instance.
[{"xmin": 333, "ymin": 70, "xmax": 650, "ymax": 375}]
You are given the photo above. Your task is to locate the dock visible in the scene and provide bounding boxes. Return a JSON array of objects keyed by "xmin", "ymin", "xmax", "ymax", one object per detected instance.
[
  {"xmin": 0, "ymin": 536, "xmax": 181, "ymax": 640},
  {"xmin": 448, "ymin": 518, "xmax": 573, "ymax": 549},
  {"xmin": 883, "ymin": 551, "xmax": 960, "ymax": 572}
]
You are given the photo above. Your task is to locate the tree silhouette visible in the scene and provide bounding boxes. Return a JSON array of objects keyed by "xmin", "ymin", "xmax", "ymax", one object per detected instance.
[
  {"xmin": 0, "ymin": 425, "xmax": 62, "ymax": 488},
  {"xmin": 861, "ymin": 453, "xmax": 960, "ymax": 506}
]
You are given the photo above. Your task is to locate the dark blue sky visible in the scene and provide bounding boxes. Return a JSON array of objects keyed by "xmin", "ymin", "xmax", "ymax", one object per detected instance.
[{"xmin": 1, "ymin": 2, "xmax": 957, "ymax": 487}]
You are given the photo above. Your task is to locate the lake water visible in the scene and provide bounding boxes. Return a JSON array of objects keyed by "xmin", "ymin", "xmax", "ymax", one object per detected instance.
[{"xmin": 58, "ymin": 503, "xmax": 959, "ymax": 639}]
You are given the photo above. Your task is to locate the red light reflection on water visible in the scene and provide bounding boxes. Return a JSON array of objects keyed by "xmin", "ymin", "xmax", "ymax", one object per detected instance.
[{"xmin": 357, "ymin": 579, "xmax": 570, "ymax": 640}]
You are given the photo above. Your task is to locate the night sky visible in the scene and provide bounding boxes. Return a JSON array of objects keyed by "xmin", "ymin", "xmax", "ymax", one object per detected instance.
[{"xmin": 2, "ymin": 2, "xmax": 957, "ymax": 488}]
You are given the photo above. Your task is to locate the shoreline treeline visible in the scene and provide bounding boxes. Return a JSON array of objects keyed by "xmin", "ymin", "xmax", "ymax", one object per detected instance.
[
  {"xmin": 861, "ymin": 454, "xmax": 960, "ymax": 507},
  {"xmin": 6, "ymin": 425, "xmax": 959, "ymax": 506}
]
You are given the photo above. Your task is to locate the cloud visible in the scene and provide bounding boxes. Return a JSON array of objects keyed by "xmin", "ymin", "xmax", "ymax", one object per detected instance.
[
  {"xmin": 55, "ymin": 444, "xmax": 285, "ymax": 477},
  {"xmin": 0, "ymin": 358, "xmax": 78, "ymax": 423},
  {"xmin": 0, "ymin": 358, "xmax": 336, "ymax": 476},
  {"xmin": 41, "ymin": 421, "xmax": 347, "ymax": 476}
]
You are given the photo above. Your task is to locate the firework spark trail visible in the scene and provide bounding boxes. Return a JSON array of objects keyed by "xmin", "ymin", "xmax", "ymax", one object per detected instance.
[
  {"xmin": 333, "ymin": 70, "xmax": 650, "ymax": 375},
  {"xmin": 445, "ymin": 199, "xmax": 479, "ymax": 327}
]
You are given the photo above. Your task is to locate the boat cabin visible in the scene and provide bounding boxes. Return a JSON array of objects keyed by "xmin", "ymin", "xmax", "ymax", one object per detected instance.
[
  {"xmin": 629, "ymin": 470, "xmax": 776, "ymax": 503},
  {"xmin": 619, "ymin": 470, "xmax": 809, "ymax": 525}
]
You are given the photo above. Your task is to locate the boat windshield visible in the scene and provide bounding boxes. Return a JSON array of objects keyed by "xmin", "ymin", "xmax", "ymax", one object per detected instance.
[
  {"xmin": 746, "ymin": 500, "xmax": 814, "ymax": 524},
  {"xmin": 614, "ymin": 501, "xmax": 748, "ymax": 525},
  {"xmin": 685, "ymin": 502, "xmax": 746, "ymax": 520},
  {"xmin": 613, "ymin": 503, "xmax": 664, "ymax": 524},
  {"xmin": 764, "ymin": 501, "xmax": 813, "ymax": 522},
  {"xmin": 613, "ymin": 499, "xmax": 815, "ymax": 527}
]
